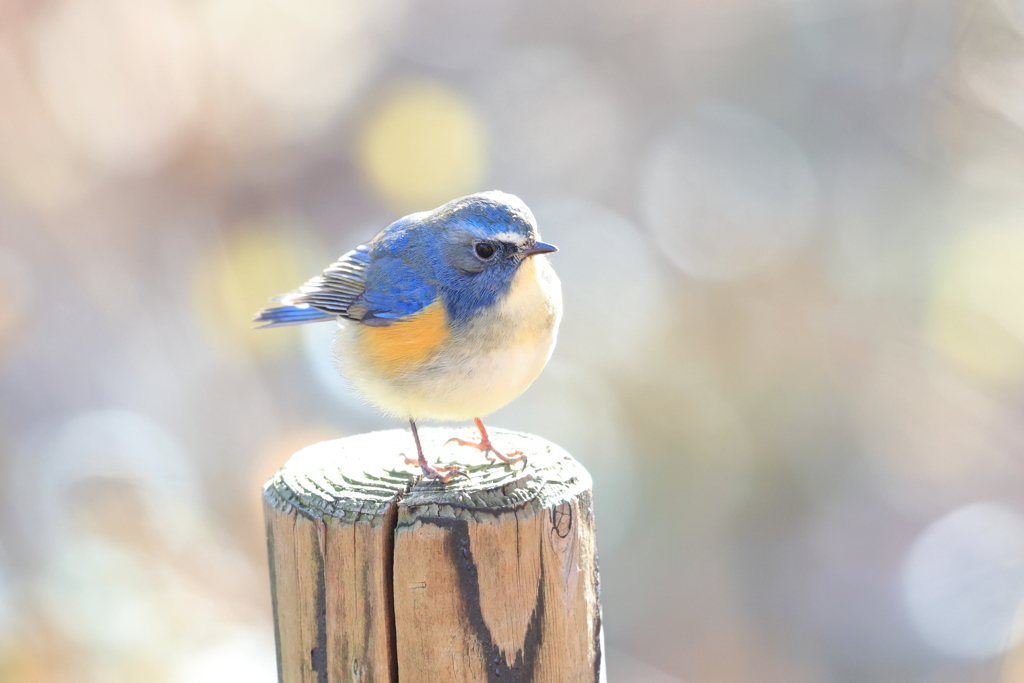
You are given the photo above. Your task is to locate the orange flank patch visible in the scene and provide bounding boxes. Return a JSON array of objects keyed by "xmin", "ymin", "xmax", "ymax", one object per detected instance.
[{"xmin": 358, "ymin": 301, "xmax": 450, "ymax": 376}]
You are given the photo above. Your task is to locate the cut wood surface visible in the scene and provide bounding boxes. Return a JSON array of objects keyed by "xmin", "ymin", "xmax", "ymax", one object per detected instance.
[{"xmin": 263, "ymin": 427, "xmax": 604, "ymax": 683}]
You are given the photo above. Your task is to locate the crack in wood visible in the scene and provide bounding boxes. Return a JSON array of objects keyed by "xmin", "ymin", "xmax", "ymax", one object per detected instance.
[
  {"xmin": 413, "ymin": 516, "xmax": 545, "ymax": 682},
  {"xmin": 308, "ymin": 515, "xmax": 329, "ymax": 683}
]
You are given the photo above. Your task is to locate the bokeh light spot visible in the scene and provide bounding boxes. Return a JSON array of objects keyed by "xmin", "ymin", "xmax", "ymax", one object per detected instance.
[
  {"xmin": 927, "ymin": 224, "xmax": 1024, "ymax": 381},
  {"xmin": 13, "ymin": 409, "xmax": 200, "ymax": 553},
  {"xmin": 482, "ymin": 47, "xmax": 621, "ymax": 197},
  {"xmin": 357, "ymin": 80, "xmax": 487, "ymax": 211},
  {"xmin": 535, "ymin": 198, "xmax": 668, "ymax": 371},
  {"xmin": 640, "ymin": 102, "xmax": 818, "ymax": 280},
  {"xmin": 200, "ymin": 0, "xmax": 407, "ymax": 150},
  {"xmin": 192, "ymin": 224, "xmax": 312, "ymax": 357},
  {"xmin": 903, "ymin": 502, "xmax": 1024, "ymax": 659},
  {"xmin": 860, "ymin": 353, "xmax": 1017, "ymax": 518},
  {"xmin": 30, "ymin": 0, "xmax": 199, "ymax": 173}
]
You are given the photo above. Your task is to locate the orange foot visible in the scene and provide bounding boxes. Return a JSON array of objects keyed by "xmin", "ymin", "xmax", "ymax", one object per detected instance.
[
  {"xmin": 446, "ymin": 418, "xmax": 527, "ymax": 468},
  {"xmin": 404, "ymin": 419, "xmax": 469, "ymax": 483},
  {"xmin": 402, "ymin": 454, "xmax": 468, "ymax": 483}
]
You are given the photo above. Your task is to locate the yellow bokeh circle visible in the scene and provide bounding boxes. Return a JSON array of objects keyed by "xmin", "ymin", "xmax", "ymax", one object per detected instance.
[
  {"xmin": 927, "ymin": 224, "xmax": 1024, "ymax": 381},
  {"xmin": 358, "ymin": 80, "xmax": 487, "ymax": 211},
  {"xmin": 192, "ymin": 223, "xmax": 313, "ymax": 357}
]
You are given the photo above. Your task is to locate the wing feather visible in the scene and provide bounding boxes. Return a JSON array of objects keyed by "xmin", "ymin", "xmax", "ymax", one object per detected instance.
[
  {"xmin": 254, "ymin": 241, "xmax": 437, "ymax": 328},
  {"xmin": 253, "ymin": 245, "xmax": 371, "ymax": 326},
  {"xmin": 281, "ymin": 245, "xmax": 371, "ymax": 317}
]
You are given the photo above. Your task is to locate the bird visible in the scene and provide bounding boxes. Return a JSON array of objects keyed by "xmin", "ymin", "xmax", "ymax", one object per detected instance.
[{"xmin": 254, "ymin": 191, "xmax": 562, "ymax": 482}]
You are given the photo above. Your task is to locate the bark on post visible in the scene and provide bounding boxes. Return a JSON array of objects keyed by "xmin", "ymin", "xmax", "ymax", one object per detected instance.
[{"xmin": 263, "ymin": 427, "xmax": 604, "ymax": 683}]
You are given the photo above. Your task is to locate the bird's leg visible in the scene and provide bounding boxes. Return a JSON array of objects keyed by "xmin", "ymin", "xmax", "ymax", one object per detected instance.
[
  {"xmin": 403, "ymin": 419, "xmax": 468, "ymax": 483},
  {"xmin": 446, "ymin": 417, "xmax": 527, "ymax": 467}
]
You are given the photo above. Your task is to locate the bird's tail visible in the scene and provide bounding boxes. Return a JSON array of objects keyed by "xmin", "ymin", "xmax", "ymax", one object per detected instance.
[{"xmin": 253, "ymin": 304, "xmax": 335, "ymax": 328}]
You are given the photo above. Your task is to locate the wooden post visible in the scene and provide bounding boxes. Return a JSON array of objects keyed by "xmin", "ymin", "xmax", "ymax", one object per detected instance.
[{"xmin": 263, "ymin": 427, "xmax": 604, "ymax": 683}]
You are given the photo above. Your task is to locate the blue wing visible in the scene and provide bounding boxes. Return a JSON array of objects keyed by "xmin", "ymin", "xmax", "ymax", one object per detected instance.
[
  {"xmin": 254, "ymin": 244, "xmax": 371, "ymax": 328},
  {"xmin": 252, "ymin": 305, "xmax": 335, "ymax": 328},
  {"xmin": 254, "ymin": 241, "xmax": 436, "ymax": 328},
  {"xmin": 355, "ymin": 256, "xmax": 436, "ymax": 326}
]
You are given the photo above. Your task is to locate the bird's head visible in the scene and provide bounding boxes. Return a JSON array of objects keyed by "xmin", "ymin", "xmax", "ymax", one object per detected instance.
[
  {"xmin": 415, "ymin": 191, "xmax": 558, "ymax": 321},
  {"xmin": 436, "ymin": 191, "xmax": 556, "ymax": 273}
]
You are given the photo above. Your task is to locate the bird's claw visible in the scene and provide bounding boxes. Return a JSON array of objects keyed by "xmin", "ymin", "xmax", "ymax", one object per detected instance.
[
  {"xmin": 445, "ymin": 436, "xmax": 527, "ymax": 468},
  {"xmin": 401, "ymin": 453, "xmax": 470, "ymax": 483}
]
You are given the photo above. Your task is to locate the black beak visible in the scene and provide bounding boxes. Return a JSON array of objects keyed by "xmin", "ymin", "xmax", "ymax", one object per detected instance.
[{"xmin": 522, "ymin": 241, "xmax": 558, "ymax": 257}]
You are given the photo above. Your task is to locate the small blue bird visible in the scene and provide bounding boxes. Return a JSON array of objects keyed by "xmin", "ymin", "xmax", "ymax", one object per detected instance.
[{"xmin": 255, "ymin": 191, "xmax": 562, "ymax": 482}]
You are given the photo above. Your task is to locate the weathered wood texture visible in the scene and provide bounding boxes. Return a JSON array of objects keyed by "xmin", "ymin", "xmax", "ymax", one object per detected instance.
[{"xmin": 263, "ymin": 427, "xmax": 604, "ymax": 683}]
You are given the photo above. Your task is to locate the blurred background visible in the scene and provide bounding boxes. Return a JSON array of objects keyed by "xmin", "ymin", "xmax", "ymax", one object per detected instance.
[{"xmin": 2, "ymin": 0, "xmax": 1024, "ymax": 680}]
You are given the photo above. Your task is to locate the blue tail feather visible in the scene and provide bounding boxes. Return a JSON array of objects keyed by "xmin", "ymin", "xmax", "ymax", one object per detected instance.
[{"xmin": 253, "ymin": 304, "xmax": 336, "ymax": 328}]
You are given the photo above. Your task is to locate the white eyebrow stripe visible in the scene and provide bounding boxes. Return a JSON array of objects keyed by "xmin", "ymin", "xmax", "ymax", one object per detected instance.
[{"xmin": 490, "ymin": 231, "xmax": 528, "ymax": 246}]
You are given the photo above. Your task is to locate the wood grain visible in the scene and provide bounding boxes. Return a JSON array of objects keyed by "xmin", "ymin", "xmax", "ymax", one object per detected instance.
[{"xmin": 264, "ymin": 427, "xmax": 604, "ymax": 683}]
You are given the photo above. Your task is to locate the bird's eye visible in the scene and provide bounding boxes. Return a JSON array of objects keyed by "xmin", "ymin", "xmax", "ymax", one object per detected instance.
[{"xmin": 474, "ymin": 242, "xmax": 495, "ymax": 259}]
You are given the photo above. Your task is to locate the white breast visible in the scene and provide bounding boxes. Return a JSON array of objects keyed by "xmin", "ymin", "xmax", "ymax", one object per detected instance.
[{"xmin": 334, "ymin": 255, "xmax": 563, "ymax": 421}]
